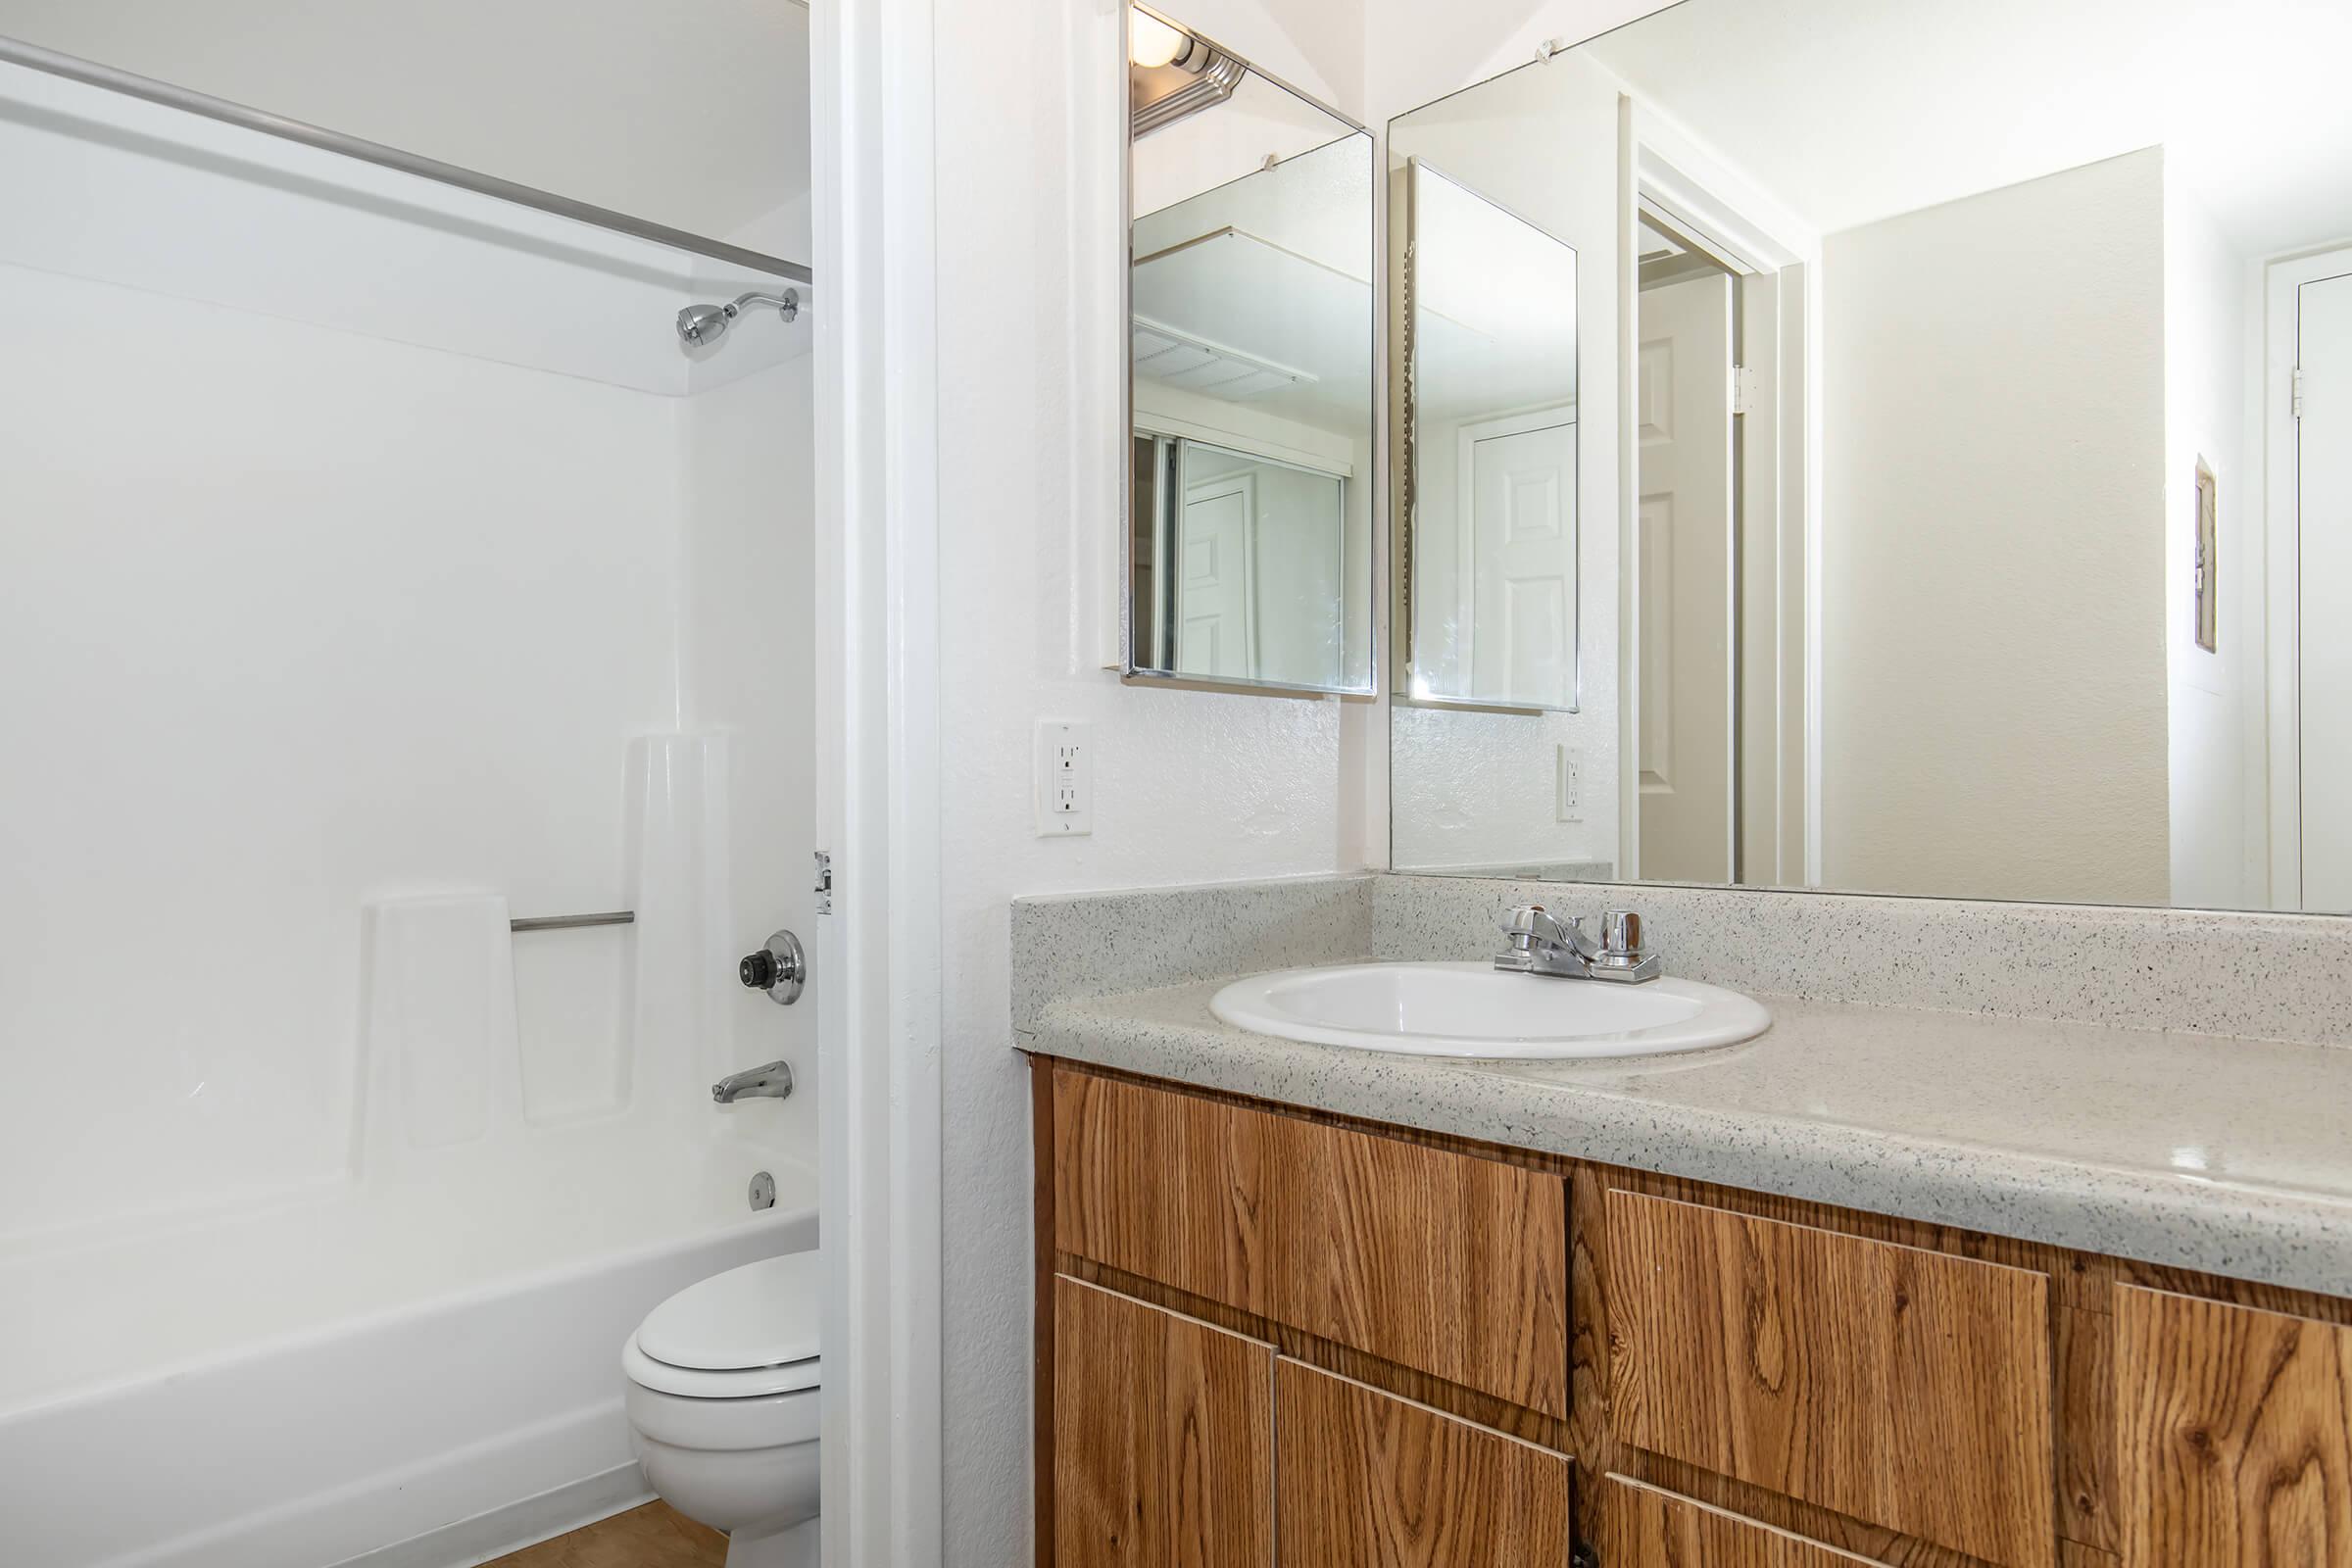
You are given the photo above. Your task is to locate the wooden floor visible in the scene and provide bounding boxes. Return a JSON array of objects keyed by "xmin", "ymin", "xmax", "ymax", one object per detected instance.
[{"xmin": 483, "ymin": 1501, "xmax": 726, "ymax": 1568}]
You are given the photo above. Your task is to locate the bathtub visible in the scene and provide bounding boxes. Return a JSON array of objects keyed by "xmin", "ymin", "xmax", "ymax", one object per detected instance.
[{"xmin": 0, "ymin": 1123, "xmax": 814, "ymax": 1568}]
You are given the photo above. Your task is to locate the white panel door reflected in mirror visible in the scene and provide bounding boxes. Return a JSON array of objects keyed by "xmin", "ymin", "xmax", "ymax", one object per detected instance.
[{"xmin": 1125, "ymin": 6, "xmax": 1374, "ymax": 696}]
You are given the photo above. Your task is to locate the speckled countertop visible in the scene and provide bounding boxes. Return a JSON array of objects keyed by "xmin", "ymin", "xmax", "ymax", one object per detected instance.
[{"xmin": 1010, "ymin": 874, "xmax": 2352, "ymax": 1298}]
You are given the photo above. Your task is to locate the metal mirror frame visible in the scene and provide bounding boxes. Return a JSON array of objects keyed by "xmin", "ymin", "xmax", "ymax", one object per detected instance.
[{"xmin": 1120, "ymin": 3, "xmax": 1379, "ymax": 699}]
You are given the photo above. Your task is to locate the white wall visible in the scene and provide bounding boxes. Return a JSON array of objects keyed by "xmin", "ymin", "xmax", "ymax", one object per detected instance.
[
  {"xmin": 1819, "ymin": 149, "xmax": 2171, "ymax": 905},
  {"xmin": 1388, "ymin": 50, "xmax": 1623, "ymax": 874},
  {"xmin": 2162, "ymin": 165, "xmax": 2262, "ymax": 908}
]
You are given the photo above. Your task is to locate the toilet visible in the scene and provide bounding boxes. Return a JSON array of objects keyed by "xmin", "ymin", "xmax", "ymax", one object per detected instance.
[{"xmin": 622, "ymin": 1250, "xmax": 822, "ymax": 1568}]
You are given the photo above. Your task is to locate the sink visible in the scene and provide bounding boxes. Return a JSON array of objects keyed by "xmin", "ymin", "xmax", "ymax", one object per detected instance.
[{"xmin": 1208, "ymin": 960, "xmax": 1771, "ymax": 1059}]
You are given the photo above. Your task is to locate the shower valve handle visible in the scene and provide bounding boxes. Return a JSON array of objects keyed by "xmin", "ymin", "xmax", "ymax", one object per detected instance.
[{"xmin": 739, "ymin": 928, "xmax": 807, "ymax": 1005}]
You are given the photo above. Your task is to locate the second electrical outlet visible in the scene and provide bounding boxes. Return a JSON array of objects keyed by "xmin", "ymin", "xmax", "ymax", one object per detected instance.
[{"xmin": 1035, "ymin": 720, "xmax": 1093, "ymax": 836}]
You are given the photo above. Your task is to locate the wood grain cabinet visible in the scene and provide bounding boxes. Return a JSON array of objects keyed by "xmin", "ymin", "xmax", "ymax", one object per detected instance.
[
  {"xmin": 2115, "ymin": 1284, "xmax": 2352, "ymax": 1566},
  {"xmin": 1606, "ymin": 1190, "xmax": 2055, "ymax": 1566},
  {"xmin": 1034, "ymin": 1062, "xmax": 2352, "ymax": 1568},
  {"xmin": 1052, "ymin": 1277, "xmax": 1274, "ymax": 1568},
  {"xmin": 1053, "ymin": 1066, "xmax": 1567, "ymax": 1414},
  {"xmin": 1277, "ymin": 1359, "xmax": 1571, "ymax": 1567}
]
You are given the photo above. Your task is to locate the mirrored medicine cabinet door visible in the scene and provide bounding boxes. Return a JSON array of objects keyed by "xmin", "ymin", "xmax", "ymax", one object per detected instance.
[{"xmin": 1123, "ymin": 4, "xmax": 1376, "ymax": 696}]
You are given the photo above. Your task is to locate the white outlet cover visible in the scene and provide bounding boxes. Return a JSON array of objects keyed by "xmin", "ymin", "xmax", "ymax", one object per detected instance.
[
  {"xmin": 1035, "ymin": 719, "xmax": 1093, "ymax": 836},
  {"xmin": 1555, "ymin": 744, "xmax": 1582, "ymax": 822}
]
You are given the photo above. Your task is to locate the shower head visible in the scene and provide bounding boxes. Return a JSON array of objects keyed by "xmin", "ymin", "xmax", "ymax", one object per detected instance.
[{"xmin": 676, "ymin": 289, "xmax": 800, "ymax": 347}]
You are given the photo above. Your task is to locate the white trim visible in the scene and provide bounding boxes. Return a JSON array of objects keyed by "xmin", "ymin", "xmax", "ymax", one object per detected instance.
[
  {"xmin": 2263, "ymin": 243, "xmax": 2352, "ymax": 910},
  {"xmin": 1625, "ymin": 97, "xmax": 1822, "ymax": 889},
  {"xmin": 1615, "ymin": 91, "xmax": 1642, "ymax": 881},
  {"xmin": 811, "ymin": 0, "xmax": 944, "ymax": 1557}
]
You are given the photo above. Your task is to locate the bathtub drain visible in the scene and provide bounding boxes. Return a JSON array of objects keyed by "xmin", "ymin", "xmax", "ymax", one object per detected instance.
[{"xmin": 749, "ymin": 1171, "xmax": 777, "ymax": 1211}]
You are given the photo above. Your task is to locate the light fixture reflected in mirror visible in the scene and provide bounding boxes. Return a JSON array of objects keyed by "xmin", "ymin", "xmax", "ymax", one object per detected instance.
[{"xmin": 1129, "ymin": 9, "xmax": 1190, "ymax": 68}]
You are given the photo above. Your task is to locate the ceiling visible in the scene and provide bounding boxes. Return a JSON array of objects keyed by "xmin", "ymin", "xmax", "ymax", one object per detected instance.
[
  {"xmin": 0, "ymin": 0, "xmax": 809, "ymax": 243},
  {"xmin": 1587, "ymin": 0, "xmax": 2352, "ymax": 256}
]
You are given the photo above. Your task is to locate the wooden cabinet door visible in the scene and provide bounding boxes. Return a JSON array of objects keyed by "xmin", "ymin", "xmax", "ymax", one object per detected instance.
[
  {"xmin": 1054, "ymin": 1277, "xmax": 1274, "ymax": 1568},
  {"xmin": 1606, "ymin": 1190, "xmax": 2055, "ymax": 1566},
  {"xmin": 1276, "ymin": 1111, "xmax": 1567, "ymax": 1418},
  {"xmin": 1603, "ymin": 1476, "xmax": 1882, "ymax": 1567},
  {"xmin": 1053, "ymin": 1067, "xmax": 1567, "ymax": 1416},
  {"xmin": 2116, "ymin": 1284, "xmax": 2352, "ymax": 1567},
  {"xmin": 1275, "ymin": 1358, "xmax": 1570, "ymax": 1567},
  {"xmin": 1054, "ymin": 1069, "xmax": 1285, "ymax": 1317}
]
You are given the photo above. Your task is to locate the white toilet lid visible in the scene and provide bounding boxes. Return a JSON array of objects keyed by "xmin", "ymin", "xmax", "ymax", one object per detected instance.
[{"xmin": 638, "ymin": 1250, "xmax": 821, "ymax": 1375}]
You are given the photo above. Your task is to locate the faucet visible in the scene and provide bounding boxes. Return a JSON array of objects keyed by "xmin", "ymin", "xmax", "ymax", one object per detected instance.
[
  {"xmin": 712, "ymin": 1059, "xmax": 795, "ymax": 1103},
  {"xmin": 1494, "ymin": 905, "xmax": 1661, "ymax": 983}
]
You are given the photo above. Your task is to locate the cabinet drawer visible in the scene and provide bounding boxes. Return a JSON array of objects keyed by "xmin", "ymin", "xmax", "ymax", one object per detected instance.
[
  {"xmin": 1607, "ymin": 1190, "xmax": 2054, "ymax": 1566},
  {"xmin": 2115, "ymin": 1284, "xmax": 2352, "ymax": 1567},
  {"xmin": 1054, "ymin": 1067, "xmax": 1283, "ymax": 1316},
  {"xmin": 1278, "ymin": 1358, "xmax": 1570, "ymax": 1567},
  {"xmin": 1053, "ymin": 1068, "xmax": 1567, "ymax": 1415},
  {"xmin": 1053, "ymin": 1277, "xmax": 1273, "ymax": 1568},
  {"xmin": 1603, "ymin": 1475, "xmax": 1882, "ymax": 1566}
]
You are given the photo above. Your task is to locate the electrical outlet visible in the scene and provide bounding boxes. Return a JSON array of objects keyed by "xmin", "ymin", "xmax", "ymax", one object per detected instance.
[
  {"xmin": 1035, "ymin": 720, "xmax": 1093, "ymax": 836},
  {"xmin": 1555, "ymin": 745, "xmax": 1582, "ymax": 823}
]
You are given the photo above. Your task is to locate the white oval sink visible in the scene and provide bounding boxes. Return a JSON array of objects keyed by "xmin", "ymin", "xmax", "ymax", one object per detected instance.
[{"xmin": 1209, "ymin": 960, "xmax": 1770, "ymax": 1059}]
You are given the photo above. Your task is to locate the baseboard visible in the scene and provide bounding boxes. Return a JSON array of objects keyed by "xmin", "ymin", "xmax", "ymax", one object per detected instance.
[{"xmin": 329, "ymin": 1464, "xmax": 651, "ymax": 1568}]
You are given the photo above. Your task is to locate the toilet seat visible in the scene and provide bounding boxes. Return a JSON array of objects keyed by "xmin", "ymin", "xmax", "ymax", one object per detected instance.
[{"xmin": 624, "ymin": 1250, "xmax": 822, "ymax": 1399}]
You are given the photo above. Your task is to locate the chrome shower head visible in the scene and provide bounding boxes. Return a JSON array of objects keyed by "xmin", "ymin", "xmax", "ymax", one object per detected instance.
[
  {"xmin": 677, "ymin": 302, "xmax": 732, "ymax": 345},
  {"xmin": 676, "ymin": 289, "xmax": 800, "ymax": 348}
]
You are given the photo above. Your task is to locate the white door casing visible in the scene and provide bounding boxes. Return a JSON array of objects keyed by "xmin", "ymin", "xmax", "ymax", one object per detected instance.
[
  {"xmin": 1457, "ymin": 407, "xmax": 1578, "ymax": 708},
  {"xmin": 2299, "ymin": 268, "xmax": 2352, "ymax": 911},
  {"xmin": 1637, "ymin": 271, "xmax": 1736, "ymax": 883}
]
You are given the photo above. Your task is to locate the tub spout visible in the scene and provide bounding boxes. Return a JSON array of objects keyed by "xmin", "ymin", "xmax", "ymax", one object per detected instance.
[{"xmin": 711, "ymin": 1059, "xmax": 794, "ymax": 1103}]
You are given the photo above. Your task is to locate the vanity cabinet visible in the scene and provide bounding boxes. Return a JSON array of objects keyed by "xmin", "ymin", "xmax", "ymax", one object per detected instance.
[
  {"xmin": 2114, "ymin": 1285, "xmax": 2352, "ymax": 1566},
  {"xmin": 1607, "ymin": 1190, "xmax": 2056, "ymax": 1564},
  {"xmin": 1052, "ymin": 1277, "xmax": 1273, "ymax": 1566},
  {"xmin": 1277, "ymin": 1359, "xmax": 1572, "ymax": 1566},
  {"xmin": 1033, "ymin": 1061, "xmax": 2352, "ymax": 1567}
]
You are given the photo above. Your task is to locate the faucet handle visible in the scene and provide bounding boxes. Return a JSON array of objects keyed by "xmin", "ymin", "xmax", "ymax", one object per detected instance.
[
  {"xmin": 1503, "ymin": 904, "xmax": 1575, "ymax": 944},
  {"xmin": 1599, "ymin": 908, "xmax": 1647, "ymax": 958}
]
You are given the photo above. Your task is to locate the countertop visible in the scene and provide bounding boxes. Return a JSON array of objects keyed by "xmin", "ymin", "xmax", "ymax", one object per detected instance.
[{"xmin": 1019, "ymin": 966, "xmax": 2352, "ymax": 1298}]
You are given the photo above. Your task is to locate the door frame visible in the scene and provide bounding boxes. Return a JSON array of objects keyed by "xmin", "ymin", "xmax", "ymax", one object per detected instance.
[
  {"xmin": 2264, "ymin": 243, "xmax": 2352, "ymax": 909},
  {"xmin": 812, "ymin": 0, "xmax": 945, "ymax": 1558},
  {"xmin": 1621, "ymin": 118, "xmax": 1819, "ymax": 886}
]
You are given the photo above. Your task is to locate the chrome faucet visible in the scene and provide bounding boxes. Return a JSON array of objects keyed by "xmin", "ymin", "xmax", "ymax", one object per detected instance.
[
  {"xmin": 711, "ymin": 1059, "xmax": 795, "ymax": 1103},
  {"xmin": 1494, "ymin": 905, "xmax": 1661, "ymax": 983}
]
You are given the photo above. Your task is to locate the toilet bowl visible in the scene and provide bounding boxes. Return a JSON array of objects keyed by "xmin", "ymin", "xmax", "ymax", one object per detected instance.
[{"xmin": 622, "ymin": 1250, "xmax": 822, "ymax": 1568}]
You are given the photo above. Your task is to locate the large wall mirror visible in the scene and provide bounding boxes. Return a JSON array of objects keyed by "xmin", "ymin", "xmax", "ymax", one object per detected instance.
[
  {"xmin": 1389, "ymin": 0, "xmax": 2352, "ymax": 914},
  {"xmin": 1126, "ymin": 5, "xmax": 1375, "ymax": 695}
]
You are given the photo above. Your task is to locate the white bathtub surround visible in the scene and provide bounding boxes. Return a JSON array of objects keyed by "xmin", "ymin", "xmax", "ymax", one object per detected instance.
[
  {"xmin": 365, "ymin": 895, "xmax": 526, "ymax": 1152},
  {"xmin": 0, "ymin": 52, "xmax": 820, "ymax": 1568}
]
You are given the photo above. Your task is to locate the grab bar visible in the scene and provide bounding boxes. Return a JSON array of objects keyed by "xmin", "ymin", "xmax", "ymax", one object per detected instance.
[{"xmin": 509, "ymin": 910, "xmax": 636, "ymax": 933}]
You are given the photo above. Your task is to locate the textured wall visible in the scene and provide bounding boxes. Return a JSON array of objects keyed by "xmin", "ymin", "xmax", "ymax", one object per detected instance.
[{"xmin": 1820, "ymin": 149, "xmax": 2171, "ymax": 905}]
